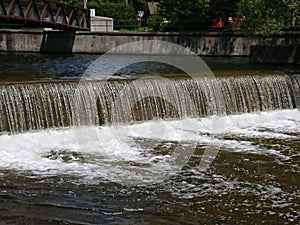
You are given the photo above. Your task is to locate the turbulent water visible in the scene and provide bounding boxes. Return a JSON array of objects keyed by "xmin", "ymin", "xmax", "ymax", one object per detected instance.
[
  {"xmin": 0, "ymin": 54, "xmax": 299, "ymax": 224},
  {"xmin": 0, "ymin": 110, "xmax": 299, "ymax": 224}
]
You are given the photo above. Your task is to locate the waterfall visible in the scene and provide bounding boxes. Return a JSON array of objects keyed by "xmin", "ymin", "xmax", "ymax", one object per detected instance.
[{"xmin": 0, "ymin": 74, "xmax": 299, "ymax": 134}]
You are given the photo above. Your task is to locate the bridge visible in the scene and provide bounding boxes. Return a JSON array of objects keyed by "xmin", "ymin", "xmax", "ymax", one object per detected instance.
[{"xmin": 0, "ymin": 0, "xmax": 90, "ymax": 31}]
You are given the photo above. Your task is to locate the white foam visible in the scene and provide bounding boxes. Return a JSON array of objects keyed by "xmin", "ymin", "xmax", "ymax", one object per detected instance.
[{"xmin": 0, "ymin": 109, "xmax": 299, "ymax": 184}]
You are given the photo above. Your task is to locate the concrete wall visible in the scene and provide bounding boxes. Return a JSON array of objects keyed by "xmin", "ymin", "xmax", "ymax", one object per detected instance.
[
  {"xmin": 250, "ymin": 45, "xmax": 300, "ymax": 64},
  {"xmin": 0, "ymin": 30, "xmax": 299, "ymax": 59},
  {"xmin": 72, "ymin": 32, "xmax": 258, "ymax": 55},
  {"xmin": 0, "ymin": 30, "xmax": 42, "ymax": 52}
]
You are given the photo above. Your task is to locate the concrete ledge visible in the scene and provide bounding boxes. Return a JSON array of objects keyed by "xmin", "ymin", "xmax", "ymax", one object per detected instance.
[{"xmin": 1, "ymin": 30, "xmax": 300, "ymax": 57}]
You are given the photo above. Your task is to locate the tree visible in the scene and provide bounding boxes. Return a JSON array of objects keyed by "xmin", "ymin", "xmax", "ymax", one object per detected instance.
[
  {"xmin": 282, "ymin": 0, "xmax": 300, "ymax": 27},
  {"xmin": 158, "ymin": 0, "xmax": 211, "ymax": 31},
  {"xmin": 147, "ymin": 10, "xmax": 163, "ymax": 31},
  {"xmin": 132, "ymin": 0, "xmax": 147, "ymax": 13},
  {"xmin": 210, "ymin": 0, "xmax": 239, "ymax": 20},
  {"xmin": 88, "ymin": 0, "xmax": 137, "ymax": 29},
  {"xmin": 55, "ymin": 0, "xmax": 82, "ymax": 7},
  {"xmin": 93, "ymin": 0, "xmax": 147, "ymax": 12},
  {"xmin": 237, "ymin": 0, "xmax": 300, "ymax": 35}
]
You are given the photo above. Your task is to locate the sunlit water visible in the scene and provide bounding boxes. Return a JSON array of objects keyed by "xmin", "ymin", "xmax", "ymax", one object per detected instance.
[{"xmin": 0, "ymin": 53, "xmax": 299, "ymax": 224}]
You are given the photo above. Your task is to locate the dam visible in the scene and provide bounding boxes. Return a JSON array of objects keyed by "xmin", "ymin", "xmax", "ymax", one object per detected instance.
[
  {"xmin": 0, "ymin": 52, "xmax": 299, "ymax": 224},
  {"xmin": 0, "ymin": 74, "xmax": 299, "ymax": 134}
]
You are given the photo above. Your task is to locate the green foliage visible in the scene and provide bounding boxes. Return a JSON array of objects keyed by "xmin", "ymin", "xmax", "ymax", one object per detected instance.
[
  {"xmin": 133, "ymin": 0, "xmax": 147, "ymax": 12},
  {"xmin": 237, "ymin": 0, "xmax": 300, "ymax": 35},
  {"xmin": 56, "ymin": 0, "xmax": 82, "ymax": 7},
  {"xmin": 210, "ymin": 0, "xmax": 239, "ymax": 19},
  {"xmin": 57, "ymin": 0, "xmax": 299, "ymax": 35},
  {"xmin": 87, "ymin": 0, "xmax": 137, "ymax": 29},
  {"xmin": 147, "ymin": 12, "xmax": 163, "ymax": 31},
  {"xmin": 282, "ymin": 0, "xmax": 300, "ymax": 10},
  {"xmin": 159, "ymin": 0, "xmax": 211, "ymax": 31},
  {"xmin": 87, "ymin": 1, "xmax": 99, "ymax": 9},
  {"xmin": 99, "ymin": 2, "xmax": 136, "ymax": 26},
  {"xmin": 283, "ymin": 0, "xmax": 300, "ymax": 26}
]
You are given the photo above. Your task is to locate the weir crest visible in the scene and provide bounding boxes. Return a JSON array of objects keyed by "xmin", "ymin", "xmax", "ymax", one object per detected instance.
[{"xmin": 0, "ymin": 74, "xmax": 299, "ymax": 134}]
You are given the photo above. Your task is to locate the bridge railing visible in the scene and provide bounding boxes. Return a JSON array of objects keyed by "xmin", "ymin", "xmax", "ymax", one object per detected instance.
[{"xmin": 0, "ymin": 0, "xmax": 90, "ymax": 31}]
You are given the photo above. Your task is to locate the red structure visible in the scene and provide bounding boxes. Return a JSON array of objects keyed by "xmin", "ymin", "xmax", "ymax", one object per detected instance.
[
  {"xmin": 212, "ymin": 16, "xmax": 246, "ymax": 29},
  {"xmin": 0, "ymin": 0, "xmax": 90, "ymax": 31}
]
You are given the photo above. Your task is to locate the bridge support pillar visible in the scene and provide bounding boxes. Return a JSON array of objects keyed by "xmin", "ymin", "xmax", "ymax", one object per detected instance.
[{"xmin": 40, "ymin": 31, "xmax": 76, "ymax": 54}]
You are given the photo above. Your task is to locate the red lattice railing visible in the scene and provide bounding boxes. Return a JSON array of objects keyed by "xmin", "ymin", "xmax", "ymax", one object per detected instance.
[{"xmin": 0, "ymin": 0, "xmax": 90, "ymax": 30}]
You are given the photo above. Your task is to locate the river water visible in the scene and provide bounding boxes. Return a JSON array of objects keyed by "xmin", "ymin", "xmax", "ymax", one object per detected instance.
[{"xmin": 0, "ymin": 53, "xmax": 299, "ymax": 224}]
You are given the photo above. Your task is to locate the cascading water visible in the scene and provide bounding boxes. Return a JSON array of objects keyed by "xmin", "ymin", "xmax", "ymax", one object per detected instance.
[
  {"xmin": 0, "ymin": 74, "xmax": 299, "ymax": 134},
  {"xmin": 0, "ymin": 52, "xmax": 300, "ymax": 225}
]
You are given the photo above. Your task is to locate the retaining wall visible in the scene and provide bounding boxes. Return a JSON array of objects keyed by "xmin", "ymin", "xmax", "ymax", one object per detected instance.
[
  {"xmin": 249, "ymin": 45, "xmax": 300, "ymax": 64},
  {"xmin": 0, "ymin": 30, "xmax": 299, "ymax": 61}
]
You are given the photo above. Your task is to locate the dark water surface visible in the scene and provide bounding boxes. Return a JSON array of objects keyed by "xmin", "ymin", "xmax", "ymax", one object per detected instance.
[
  {"xmin": 0, "ymin": 53, "xmax": 299, "ymax": 224},
  {"xmin": 1, "ymin": 52, "xmax": 298, "ymax": 82}
]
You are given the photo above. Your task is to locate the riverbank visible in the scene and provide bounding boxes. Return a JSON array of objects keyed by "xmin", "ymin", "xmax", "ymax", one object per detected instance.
[{"xmin": 0, "ymin": 30, "xmax": 299, "ymax": 64}]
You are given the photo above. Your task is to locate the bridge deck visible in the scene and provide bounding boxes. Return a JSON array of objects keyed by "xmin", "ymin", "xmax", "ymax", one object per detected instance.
[{"xmin": 0, "ymin": 0, "xmax": 90, "ymax": 31}]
